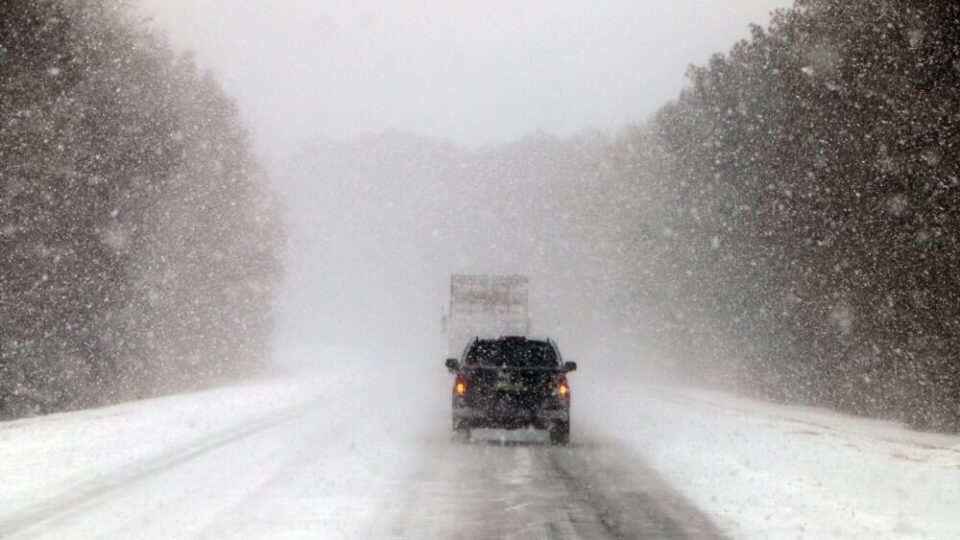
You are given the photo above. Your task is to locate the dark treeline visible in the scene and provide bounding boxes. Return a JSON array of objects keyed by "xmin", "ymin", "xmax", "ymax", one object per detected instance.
[
  {"xmin": 0, "ymin": 0, "xmax": 281, "ymax": 419},
  {"xmin": 3, "ymin": 0, "xmax": 957, "ymax": 432},
  {"xmin": 258, "ymin": 0, "xmax": 960, "ymax": 431},
  {"xmin": 282, "ymin": 0, "xmax": 960, "ymax": 435},
  {"xmin": 610, "ymin": 0, "xmax": 959, "ymax": 429}
]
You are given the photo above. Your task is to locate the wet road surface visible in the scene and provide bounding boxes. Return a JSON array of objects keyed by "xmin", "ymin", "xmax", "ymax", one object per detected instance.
[
  {"xmin": 374, "ymin": 429, "xmax": 723, "ymax": 539},
  {"xmin": 2, "ymin": 394, "xmax": 724, "ymax": 539}
]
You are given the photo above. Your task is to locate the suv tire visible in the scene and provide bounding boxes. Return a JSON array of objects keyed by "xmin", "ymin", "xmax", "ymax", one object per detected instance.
[
  {"xmin": 452, "ymin": 419, "xmax": 470, "ymax": 443},
  {"xmin": 549, "ymin": 421, "xmax": 569, "ymax": 445}
]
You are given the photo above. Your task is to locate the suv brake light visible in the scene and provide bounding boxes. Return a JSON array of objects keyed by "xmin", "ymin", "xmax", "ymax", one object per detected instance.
[
  {"xmin": 557, "ymin": 375, "xmax": 569, "ymax": 398},
  {"xmin": 455, "ymin": 373, "xmax": 466, "ymax": 396}
]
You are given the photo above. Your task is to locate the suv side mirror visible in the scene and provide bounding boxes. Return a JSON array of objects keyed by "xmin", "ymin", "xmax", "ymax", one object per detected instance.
[
  {"xmin": 563, "ymin": 361, "xmax": 578, "ymax": 373},
  {"xmin": 445, "ymin": 358, "xmax": 459, "ymax": 371}
]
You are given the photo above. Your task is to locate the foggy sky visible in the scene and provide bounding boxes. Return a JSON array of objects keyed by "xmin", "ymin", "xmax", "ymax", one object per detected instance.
[
  {"xmin": 131, "ymin": 0, "xmax": 793, "ymax": 361},
  {"xmin": 136, "ymin": 0, "xmax": 792, "ymax": 156}
]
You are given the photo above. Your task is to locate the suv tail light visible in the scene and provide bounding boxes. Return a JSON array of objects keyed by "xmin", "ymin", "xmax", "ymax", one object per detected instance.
[
  {"xmin": 455, "ymin": 373, "xmax": 466, "ymax": 396},
  {"xmin": 557, "ymin": 375, "xmax": 569, "ymax": 399}
]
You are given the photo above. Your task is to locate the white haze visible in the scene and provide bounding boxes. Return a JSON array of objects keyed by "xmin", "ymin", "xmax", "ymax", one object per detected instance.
[
  {"xmin": 137, "ymin": 0, "xmax": 790, "ymax": 153},
  {"xmin": 134, "ymin": 0, "xmax": 792, "ymax": 366}
]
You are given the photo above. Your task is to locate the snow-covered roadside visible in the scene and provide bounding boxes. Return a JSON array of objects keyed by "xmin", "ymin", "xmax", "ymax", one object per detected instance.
[
  {"xmin": 0, "ymin": 375, "xmax": 318, "ymax": 521},
  {"xmin": 0, "ymin": 347, "xmax": 441, "ymax": 538},
  {"xmin": 579, "ymin": 373, "xmax": 960, "ymax": 539}
]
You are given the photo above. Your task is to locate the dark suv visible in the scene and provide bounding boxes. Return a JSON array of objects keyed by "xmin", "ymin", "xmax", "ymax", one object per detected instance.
[{"xmin": 445, "ymin": 336, "xmax": 577, "ymax": 444}]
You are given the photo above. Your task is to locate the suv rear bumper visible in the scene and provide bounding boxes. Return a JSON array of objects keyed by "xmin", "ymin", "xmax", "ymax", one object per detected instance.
[{"xmin": 453, "ymin": 404, "xmax": 569, "ymax": 429}]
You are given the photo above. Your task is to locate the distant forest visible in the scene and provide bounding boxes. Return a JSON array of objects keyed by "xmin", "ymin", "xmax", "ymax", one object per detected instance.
[
  {"xmin": 2, "ymin": 0, "xmax": 958, "ymax": 431},
  {"xmin": 603, "ymin": 0, "xmax": 958, "ymax": 430},
  {"xmin": 629, "ymin": 0, "xmax": 960, "ymax": 430},
  {"xmin": 285, "ymin": 0, "xmax": 960, "ymax": 431},
  {"xmin": 0, "ymin": 0, "xmax": 281, "ymax": 418}
]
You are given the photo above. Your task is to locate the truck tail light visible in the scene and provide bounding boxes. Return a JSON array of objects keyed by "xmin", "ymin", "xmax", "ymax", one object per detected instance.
[
  {"xmin": 455, "ymin": 374, "xmax": 466, "ymax": 396},
  {"xmin": 557, "ymin": 375, "xmax": 569, "ymax": 399}
]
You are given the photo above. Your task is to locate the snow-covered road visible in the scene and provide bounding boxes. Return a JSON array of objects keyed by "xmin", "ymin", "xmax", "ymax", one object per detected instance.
[
  {"xmin": 0, "ymin": 359, "xmax": 422, "ymax": 539},
  {"xmin": 2, "ymin": 349, "xmax": 958, "ymax": 539},
  {"xmin": 370, "ymin": 430, "xmax": 719, "ymax": 539}
]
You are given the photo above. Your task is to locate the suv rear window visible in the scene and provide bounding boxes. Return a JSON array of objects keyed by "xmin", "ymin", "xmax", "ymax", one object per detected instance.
[{"xmin": 464, "ymin": 339, "xmax": 559, "ymax": 368}]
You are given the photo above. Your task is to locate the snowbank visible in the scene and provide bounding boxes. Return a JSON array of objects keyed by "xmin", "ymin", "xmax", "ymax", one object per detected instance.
[
  {"xmin": 0, "ymin": 377, "xmax": 315, "ymax": 521},
  {"xmin": 580, "ymin": 374, "xmax": 960, "ymax": 539},
  {"xmin": 0, "ymin": 348, "xmax": 439, "ymax": 539}
]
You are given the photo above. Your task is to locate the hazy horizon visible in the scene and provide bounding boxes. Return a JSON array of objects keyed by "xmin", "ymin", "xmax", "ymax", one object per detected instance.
[
  {"xmin": 136, "ymin": 0, "xmax": 792, "ymax": 157},
  {"xmin": 129, "ymin": 1, "xmax": 794, "ymax": 365}
]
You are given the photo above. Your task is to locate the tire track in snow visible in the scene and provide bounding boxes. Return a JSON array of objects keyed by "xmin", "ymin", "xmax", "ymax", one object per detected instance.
[
  {"xmin": 0, "ymin": 402, "xmax": 314, "ymax": 538},
  {"xmin": 546, "ymin": 438, "xmax": 722, "ymax": 539},
  {"xmin": 373, "ymin": 429, "xmax": 723, "ymax": 539}
]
